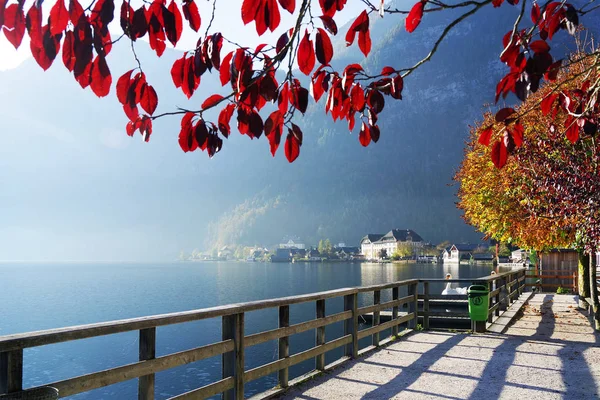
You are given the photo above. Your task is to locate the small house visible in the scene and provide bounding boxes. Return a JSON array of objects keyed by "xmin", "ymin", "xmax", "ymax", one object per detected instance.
[{"xmin": 443, "ymin": 244, "xmax": 480, "ymax": 263}]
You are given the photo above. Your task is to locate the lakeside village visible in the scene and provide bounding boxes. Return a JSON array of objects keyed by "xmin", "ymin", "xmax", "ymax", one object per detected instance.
[{"xmin": 179, "ymin": 228, "xmax": 540, "ymax": 265}]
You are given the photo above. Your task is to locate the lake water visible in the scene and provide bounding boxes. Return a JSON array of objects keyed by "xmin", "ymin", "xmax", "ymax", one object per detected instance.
[{"xmin": 0, "ymin": 261, "xmax": 500, "ymax": 398}]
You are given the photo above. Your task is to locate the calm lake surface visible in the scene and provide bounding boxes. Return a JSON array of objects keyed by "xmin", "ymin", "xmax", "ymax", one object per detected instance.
[{"xmin": 0, "ymin": 261, "xmax": 501, "ymax": 398}]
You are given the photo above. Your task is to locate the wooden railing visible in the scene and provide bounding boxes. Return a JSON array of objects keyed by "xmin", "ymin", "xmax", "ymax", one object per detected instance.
[
  {"xmin": 0, "ymin": 270, "xmax": 528, "ymax": 399},
  {"xmin": 0, "ymin": 279, "xmax": 420, "ymax": 400},
  {"xmin": 418, "ymin": 268, "xmax": 527, "ymax": 331}
]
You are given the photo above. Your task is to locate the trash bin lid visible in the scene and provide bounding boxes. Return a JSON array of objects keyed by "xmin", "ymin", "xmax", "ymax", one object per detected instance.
[{"xmin": 467, "ymin": 284, "xmax": 488, "ymax": 293}]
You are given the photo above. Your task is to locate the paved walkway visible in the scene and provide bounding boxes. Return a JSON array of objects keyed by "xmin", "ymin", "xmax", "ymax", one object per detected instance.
[{"xmin": 278, "ymin": 294, "xmax": 600, "ymax": 400}]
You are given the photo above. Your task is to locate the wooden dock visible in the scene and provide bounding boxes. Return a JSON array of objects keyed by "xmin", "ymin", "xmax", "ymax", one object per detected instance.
[
  {"xmin": 277, "ymin": 294, "xmax": 600, "ymax": 400},
  {"xmin": 0, "ymin": 269, "xmax": 528, "ymax": 400}
]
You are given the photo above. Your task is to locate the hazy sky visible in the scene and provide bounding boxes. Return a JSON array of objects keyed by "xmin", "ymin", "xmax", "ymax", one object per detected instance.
[{"xmin": 0, "ymin": 0, "xmax": 371, "ymax": 261}]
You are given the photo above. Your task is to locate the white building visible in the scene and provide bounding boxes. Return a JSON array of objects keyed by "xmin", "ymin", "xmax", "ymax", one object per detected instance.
[
  {"xmin": 279, "ymin": 239, "xmax": 305, "ymax": 250},
  {"xmin": 360, "ymin": 229, "xmax": 424, "ymax": 260},
  {"xmin": 442, "ymin": 244, "xmax": 480, "ymax": 263}
]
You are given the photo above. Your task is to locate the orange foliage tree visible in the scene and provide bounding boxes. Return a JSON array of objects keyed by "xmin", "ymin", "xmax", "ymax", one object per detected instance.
[{"xmin": 456, "ymin": 50, "xmax": 600, "ymax": 326}]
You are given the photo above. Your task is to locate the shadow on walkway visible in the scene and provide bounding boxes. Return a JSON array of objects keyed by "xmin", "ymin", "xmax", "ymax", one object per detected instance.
[{"xmin": 277, "ymin": 294, "xmax": 600, "ymax": 400}]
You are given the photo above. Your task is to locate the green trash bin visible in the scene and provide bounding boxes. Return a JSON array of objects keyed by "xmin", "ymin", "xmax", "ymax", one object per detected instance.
[{"xmin": 467, "ymin": 285, "xmax": 489, "ymax": 322}]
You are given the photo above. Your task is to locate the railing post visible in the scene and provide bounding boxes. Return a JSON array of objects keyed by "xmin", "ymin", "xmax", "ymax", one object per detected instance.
[
  {"xmin": 500, "ymin": 276, "xmax": 508, "ymax": 311},
  {"xmin": 391, "ymin": 287, "xmax": 399, "ymax": 337},
  {"xmin": 0, "ymin": 350, "xmax": 22, "ymax": 394},
  {"xmin": 138, "ymin": 328, "xmax": 156, "ymax": 400},
  {"xmin": 423, "ymin": 282, "xmax": 430, "ymax": 330},
  {"xmin": 222, "ymin": 313, "xmax": 244, "ymax": 400},
  {"xmin": 408, "ymin": 283, "xmax": 417, "ymax": 329},
  {"xmin": 344, "ymin": 293, "xmax": 358, "ymax": 358},
  {"xmin": 316, "ymin": 300, "xmax": 325, "ymax": 371},
  {"xmin": 278, "ymin": 305, "xmax": 290, "ymax": 387},
  {"xmin": 508, "ymin": 273, "xmax": 514, "ymax": 303},
  {"xmin": 488, "ymin": 281, "xmax": 495, "ymax": 324},
  {"xmin": 373, "ymin": 290, "xmax": 381, "ymax": 346}
]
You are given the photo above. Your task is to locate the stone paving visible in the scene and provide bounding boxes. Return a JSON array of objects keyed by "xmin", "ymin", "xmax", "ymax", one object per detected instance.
[{"xmin": 277, "ymin": 294, "xmax": 600, "ymax": 400}]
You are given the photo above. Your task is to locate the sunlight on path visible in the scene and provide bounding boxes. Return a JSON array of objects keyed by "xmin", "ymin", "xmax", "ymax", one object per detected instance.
[{"xmin": 275, "ymin": 294, "xmax": 600, "ymax": 400}]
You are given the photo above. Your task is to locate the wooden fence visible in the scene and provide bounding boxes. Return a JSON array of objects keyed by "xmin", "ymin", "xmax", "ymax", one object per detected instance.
[
  {"xmin": 525, "ymin": 269, "xmax": 578, "ymax": 292},
  {"xmin": 0, "ymin": 269, "xmax": 526, "ymax": 400}
]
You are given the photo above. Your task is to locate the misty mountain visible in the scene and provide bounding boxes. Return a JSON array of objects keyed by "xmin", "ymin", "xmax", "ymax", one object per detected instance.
[{"xmin": 0, "ymin": 1, "xmax": 595, "ymax": 260}]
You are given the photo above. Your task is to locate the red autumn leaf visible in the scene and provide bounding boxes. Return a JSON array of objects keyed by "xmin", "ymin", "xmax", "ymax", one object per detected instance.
[
  {"xmin": 209, "ymin": 33, "xmax": 223, "ymax": 70},
  {"xmin": 371, "ymin": 124, "xmax": 380, "ymax": 142},
  {"xmin": 182, "ymin": 0, "xmax": 201, "ymax": 31},
  {"xmin": 265, "ymin": 0, "xmax": 281, "ymax": 32},
  {"xmin": 278, "ymin": 0, "xmax": 295, "ymax": 13},
  {"xmin": 171, "ymin": 55, "xmax": 185, "ymax": 88},
  {"xmin": 531, "ymin": 3, "xmax": 541, "ymax": 24},
  {"xmin": 298, "ymin": 30, "xmax": 315, "ymax": 75},
  {"xmin": 131, "ymin": 7, "xmax": 147, "ymax": 39},
  {"xmin": 123, "ymin": 102, "xmax": 139, "ymax": 122},
  {"xmin": 140, "ymin": 84, "xmax": 158, "ymax": 115},
  {"xmin": 359, "ymin": 121, "xmax": 371, "ymax": 147},
  {"xmin": 49, "ymin": 0, "xmax": 69, "ymax": 36},
  {"xmin": 285, "ymin": 126, "xmax": 301, "ymax": 162},
  {"xmin": 75, "ymin": 60, "xmax": 93, "ymax": 88},
  {"xmin": 491, "ymin": 140, "xmax": 508, "ymax": 168},
  {"xmin": 0, "ymin": 0, "xmax": 6, "ymax": 27},
  {"xmin": 95, "ymin": 0, "xmax": 115, "ymax": 29},
  {"xmin": 220, "ymin": 51, "xmax": 233, "ymax": 86},
  {"xmin": 69, "ymin": 0, "xmax": 84, "ymax": 25},
  {"xmin": 182, "ymin": 56, "xmax": 198, "ymax": 98},
  {"xmin": 62, "ymin": 30, "xmax": 76, "ymax": 71},
  {"xmin": 381, "ymin": 66, "xmax": 395, "ymax": 76},
  {"xmin": 165, "ymin": 0, "xmax": 183, "ymax": 46},
  {"xmin": 178, "ymin": 119, "xmax": 196, "ymax": 152},
  {"xmin": 310, "ymin": 71, "xmax": 326, "ymax": 102},
  {"xmin": 358, "ymin": 30, "xmax": 371, "ymax": 57},
  {"xmin": 529, "ymin": 40, "xmax": 550, "ymax": 54},
  {"xmin": 120, "ymin": 0, "xmax": 134, "ymax": 35},
  {"xmin": 545, "ymin": 60, "xmax": 562, "ymax": 81},
  {"xmin": 278, "ymin": 82, "xmax": 289, "ymax": 113},
  {"xmin": 90, "ymin": 55, "xmax": 112, "ymax": 97},
  {"xmin": 541, "ymin": 93, "xmax": 558, "ymax": 115},
  {"xmin": 248, "ymin": 111, "xmax": 264, "ymax": 138},
  {"xmin": 30, "ymin": 26, "xmax": 55, "ymax": 70},
  {"xmin": 290, "ymin": 82, "xmax": 308, "ymax": 114},
  {"xmin": 350, "ymin": 84, "xmax": 365, "ymax": 111},
  {"xmin": 202, "ymin": 94, "xmax": 224, "ymax": 109},
  {"xmin": 116, "ymin": 69, "xmax": 133, "ymax": 104},
  {"xmin": 367, "ymin": 90, "xmax": 385, "ymax": 113},
  {"xmin": 319, "ymin": 15, "xmax": 337, "ymax": 35},
  {"xmin": 478, "ymin": 126, "xmax": 493, "ymax": 146},
  {"xmin": 406, "ymin": 1, "xmax": 425, "ymax": 33},
  {"xmin": 510, "ymin": 122, "xmax": 523, "ymax": 147},
  {"xmin": 345, "ymin": 10, "xmax": 368, "ymax": 48},
  {"xmin": 264, "ymin": 110, "xmax": 283, "ymax": 156},
  {"xmin": 315, "ymin": 28, "xmax": 333, "ymax": 65},
  {"xmin": 26, "ymin": 4, "xmax": 42, "ymax": 45},
  {"xmin": 495, "ymin": 107, "xmax": 515, "ymax": 123},
  {"xmin": 3, "ymin": 4, "xmax": 25, "ymax": 49},
  {"xmin": 241, "ymin": 0, "xmax": 259, "ymax": 25},
  {"xmin": 194, "ymin": 119, "xmax": 209, "ymax": 148},
  {"xmin": 565, "ymin": 118, "xmax": 579, "ymax": 143},
  {"xmin": 218, "ymin": 103, "xmax": 235, "ymax": 137}
]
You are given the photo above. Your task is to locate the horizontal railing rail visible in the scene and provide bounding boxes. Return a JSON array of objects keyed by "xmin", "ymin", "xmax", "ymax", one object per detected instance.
[{"xmin": 0, "ymin": 279, "xmax": 420, "ymax": 400}]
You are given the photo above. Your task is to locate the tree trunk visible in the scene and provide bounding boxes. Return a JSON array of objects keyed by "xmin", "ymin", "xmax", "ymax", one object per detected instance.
[
  {"xmin": 588, "ymin": 250, "xmax": 600, "ymax": 331},
  {"xmin": 578, "ymin": 248, "xmax": 590, "ymax": 308}
]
